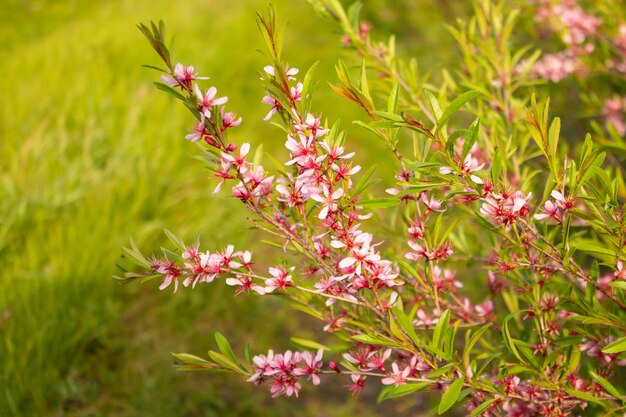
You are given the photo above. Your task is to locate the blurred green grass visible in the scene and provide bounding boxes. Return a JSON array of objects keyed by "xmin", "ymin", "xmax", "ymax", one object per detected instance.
[{"xmin": 0, "ymin": 0, "xmax": 461, "ymax": 415}]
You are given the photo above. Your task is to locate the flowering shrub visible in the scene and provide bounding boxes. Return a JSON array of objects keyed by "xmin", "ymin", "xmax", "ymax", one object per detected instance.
[{"xmin": 120, "ymin": 1, "xmax": 626, "ymax": 415}]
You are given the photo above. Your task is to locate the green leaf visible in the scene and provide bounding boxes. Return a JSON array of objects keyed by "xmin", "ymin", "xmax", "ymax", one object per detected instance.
[
  {"xmin": 565, "ymin": 389, "xmax": 608, "ymax": 407},
  {"xmin": 290, "ymin": 338, "xmax": 328, "ymax": 351},
  {"xmin": 214, "ymin": 333, "xmax": 247, "ymax": 373},
  {"xmin": 353, "ymin": 120, "xmax": 385, "ymax": 139},
  {"xmin": 424, "ymin": 90, "xmax": 443, "ymax": 122},
  {"xmin": 463, "ymin": 324, "xmax": 492, "ymax": 368},
  {"xmin": 207, "ymin": 351, "xmax": 248, "ymax": 375},
  {"xmin": 359, "ymin": 198, "xmax": 400, "ymax": 208},
  {"xmin": 163, "ymin": 228, "xmax": 185, "ymax": 250},
  {"xmin": 377, "ymin": 382, "xmax": 430, "ymax": 403},
  {"xmin": 470, "ymin": 398, "xmax": 498, "ymax": 416},
  {"xmin": 609, "ymin": 281, "xmax": 626, "ymax": 290},
  {"xmin": 372, "ymin": 110, "xmax": 403, "ymax": 122},
  {"xmin": 461, "ymin": 118, "xmax": 480, "ymax": 160},
  {"xmin": 171, "ymin": 352, "xmax": 210, "ymax": 365},
  {"xmin": 244, "ymin": 343, "xmax": 252, "ymax": 365},
  {"xmin": 548, "ymin": 117, "xmax": 560, "ymax": 159},
  {"xmin": 438, "ymin": 377, "xmax": 465, "ymax": 415},
  {"xmin": 388, "ymin": 82, "xmax": 400, "ymax": 113},
  {"xmin": 438, "ymin": 91, "xmax": 480, "ymax": 132},
  {"xmin": 352, "ymin": 334, "xmax": 400, "ymax": 347},
  {"xmin": 502, "ymin": 316, "xmax": 524, "ymax": 363},
  {"xmin": 153, "ymin": 82, "xmax": 187, "ymax": 101},
  {"xmin": 392, "ymin": 305, "xmax": 419, "ymax": 346},
  {"xmin": 573, "ymin": 240, "xmax": 616, "ymax": 258},
  {"xmin": 432, "ymin": 309, "xmax": 451, "ymax": 352},
  {"xmin": 589, "ymin": 371, "xmax": 623, "ymax": 400},
  {"xmin": 602, "ymin": 337, "xmax": 626, "ymax": 354}
]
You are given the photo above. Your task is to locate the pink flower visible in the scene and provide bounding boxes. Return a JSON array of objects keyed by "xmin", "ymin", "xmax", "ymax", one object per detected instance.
[
  {"xmin": 220, "ymin": 107, "xmax": 242, "ymax": 129},
  {"xmin": 262, "ymin": 95, "xmax": 282, "ymax": 120},
  {"xmin": 367, "ymin": 349, "xmax": 392, "ymax": 371},
  {"xmin": 405, "ymin": 241, "xmax": 430, "ymax": 261},
  {"xmin": 414, "ymin": 309, "xmax": 439, "ymax": 328},
  {"xmin": 293, "ymin": 349, "xmax": 324, "ymax": 385},
  {"xmin": 343, "ymin": 348, "xmax": 375, "ymax": 370},
  {"xmin": 381, "ymin": 362, "xmax": 410, "ymax": 386},
  {"xmin": 222, "ymin": 143, "xmax": 250, "ymax": 171},
  {"xmin": 310, "ymin": 184, "xmax": 344, "ymax": 219},
  {"xmin": 533, "ymin": 52, "xmax": 577, "ymax": 82},
  {"xmin": 475, "ymin": 300, "xmax": 494, "ymax": 317},
  {"xmin": 263, "ymin": 65, "xmax": 299, "ymax": 80},
  {"xmin": 615, "ymin": 260, "xmax": 626, "ymax": 280},
  {"xmin": 345, "ymin": 374, "xmax": 366, "ymax": 396},
  {"xmin": 320, "ymin": 141, "xmax": 355, "ymax": 162},
  {"xmin": 185, "ymin": 118, "xmax": 209, "ymax": 142},
  {"xmin": 161, "ymin": 63, "xmax": 207, "ymax": 89},
  {"xmin": 194, "ymin": 85, "xmax": 228, "ymax": 119},
  {"xmin": 534, "ymin": 200, "xmax": 562, "ymax": 222},
  {"xmin": 294, "ymin": 114, "xmax": 328, "ymax": 138},
  {"xmin": 226, "ymin": 275, "xmax": 266, "ymax": 295},
  {"xmin": 420, "ymin": 193, "xmax": 446, "ymax": 215},
  {"xmin": 602, "ymin": 97, "xmax": 626, "ymax": 136},
  {"xmin": 285, "ymin": 134, "xmax": 316, "ymax": 166},
  {"xmin": 213, "ymin": 159, "xmax": 234, "ymax": 194},
  {"xmin": 248, "ymin": 350, "xmax": 276, "ymax": 384},
  {"xmin": 157, "ymin": 261, "xmax": 183, "ymax": 292},
  {"xmin": 290, "ymin": 82, "xmax": 303, "ymax": 102},
  {"xmin": 480, "ymin": 190, "xmax": 533, "ymax": 229},
  {"xmin": 264, "ymin": 265, "xmax": 295, "ymax": 293}
]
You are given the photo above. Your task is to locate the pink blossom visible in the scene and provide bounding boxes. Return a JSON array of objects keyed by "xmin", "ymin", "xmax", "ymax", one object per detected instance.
[
  {"xmin": 615, "ymin": 260, "xmax": 626, "ymax": 280},
  {"xmin": 285, "ymin": 134, "xmax": 316, "ymax": 166},
  {"xmin": 533, "ymin": 52, "xmax": 577, "ymax": 82},
  {"xmin": 263, "ymin": 65, "xmax": 299, "ymax": 80},
  {"xmin": 480, "ymin": 190, "xmax": 533, "ymax": 229},
  {"xmin": 294, "ymin": 114, "xmax": 328, "ymax": 138},
  {"xmin": 414, "ymin": 309, "xmax": 439, "ymax": 328},
  {"xmin": 276, "ymin": 173, "xmax": 315, "ymax": 208},
  {"xmin": 293, "ymin": 349, "xmax": 324, "ymax": 385},
  {"xmin": 213, "ymin": 159, "xmax": 234, "ymax": 194},
  {"xmin": 343, "ymin": 348, "xmax": 375, "ymax": 370},
  {"xmin": 262, "ymin": 95, "xmax": 282, "ymax": 120},
  {"xmin": 475, "ymin": 300, "xmax": 494, "ymax": 317},
  {"xmin": 220, "ymin": 107, "xmax": 242, "ymax": 129},
  {"xmin": 161, "ymin": 63, "xmax": 207, "ymax": 89},
  {"xmin": 222, "ymin": 142, "xmax": 250, "ymax": 171},
  {"xmin": 345, "ymin": 374, "xmax": 366, "ymax": 396},
  {"xmin": 185, "ymin": 118, "xmax": 209, "ymax": 142},
  {"xmin": 194, "ymin": 85, "xmax": 228, "ymax": 119},
  {"xmin": 381, "ymin": 362, "xmax": 410, "ymax": 386},
  {"xmin": 534, "ymin": 200, "xmax": 562, "ymax": 222},
  {"xmin": 248, "ymin": 350, "xmax": 276, "ymax": 384},
  {"xmin": 320, "ymin": 141, "xmax": 355, "ymax": 162},
  {"xmin": 290, "ymin": 82, "xmax": 303, "ymax": 102},
  {"xmin": 420, "ymin": 193, "xmax": 446, "ymax": 215},
  {"xmin": 602, "ymin": 97, "xmax": 626, "ymax": 136},
  {"xmin": 156, "ymin": 260, "xmax": 183, "ymax": 292},
  {"xmin": 226, "ymin": 275, "xmax": 266, "ymax": 295},
  {"xmin": 367, "ymin": 349, "xmax": 392, "ymax": 371},
  {"xmin": 264, "ymin": 265, "xmax": 295, "ymax": 293},
  {"xmin": 310, "ymin": 184, "xmax": 344, "ymax": 219}
]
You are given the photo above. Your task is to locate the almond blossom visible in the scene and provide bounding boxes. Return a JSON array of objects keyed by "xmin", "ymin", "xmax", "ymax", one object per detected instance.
[
  {"xmin": 310, "ymin": 185, "xmax": 344, "ymax": 219},
  {"xmin": 161, "ymin": 63, "xmax": 207, "ymax": 89},
  {"xmin": 194, "ymin": 85, "xmax": 228, "ymax": 118}
]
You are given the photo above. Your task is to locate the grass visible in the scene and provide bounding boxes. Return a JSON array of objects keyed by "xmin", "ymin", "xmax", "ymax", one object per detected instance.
[{"xmin": 0, "ymin": 0, "xmax": 461, "ymax": 415}]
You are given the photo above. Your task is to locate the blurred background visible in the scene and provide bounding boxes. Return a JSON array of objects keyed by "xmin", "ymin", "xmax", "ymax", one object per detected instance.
[{"xmin": 0, "ymin": 0, "xmax": 465, "ymax": 415}]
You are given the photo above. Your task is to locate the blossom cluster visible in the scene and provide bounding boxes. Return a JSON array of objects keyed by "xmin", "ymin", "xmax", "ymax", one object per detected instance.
[
  {"xmin": 132, "ymin": 4, "xmax": 626, "ymax": 416},
  {"xmin": 248, "ymin": 349, "xmax": 323, "ymax": 398}
]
